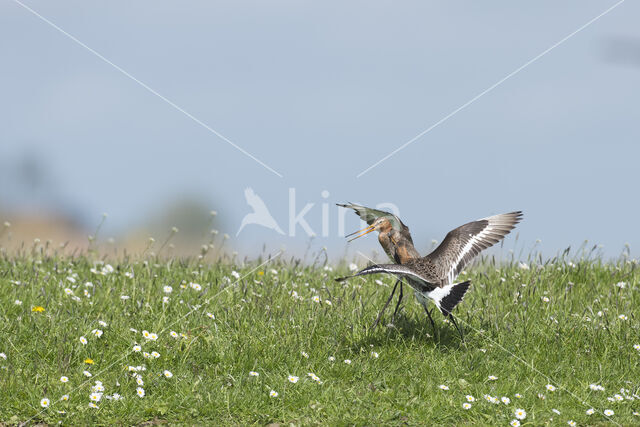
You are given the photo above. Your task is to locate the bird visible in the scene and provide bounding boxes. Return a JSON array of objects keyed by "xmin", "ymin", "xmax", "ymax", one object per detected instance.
[
  {"xmin": 336, "ymin": 211, "xmax": 523, "ymax": 339},
  {"xmin": 338, "ymin": 203, "xmax": 420, "ymax": 327},
  {"xmin": 236, "ymin": 188, "xmax": 284, "ymax": 236}
]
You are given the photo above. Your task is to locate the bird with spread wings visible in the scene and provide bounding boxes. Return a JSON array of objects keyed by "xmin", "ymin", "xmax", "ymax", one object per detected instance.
[{"xmin": 338, "ymin": 204, "xmax": 522, "ymax": 338}]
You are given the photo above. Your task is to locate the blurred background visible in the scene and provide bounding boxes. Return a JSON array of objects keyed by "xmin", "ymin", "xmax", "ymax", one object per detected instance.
[{"xmin": 1, "ymin": 0, "xmax": 638, "ymax": 261}]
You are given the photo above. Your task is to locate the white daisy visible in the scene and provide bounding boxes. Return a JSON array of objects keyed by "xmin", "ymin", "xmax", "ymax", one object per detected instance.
[
  {"xmin": 604, "ymin": 409, "xmax": 614, "ymax": 416},
  {"xmin": 462, "ymin": 402, "xmax": 471, "ymax": 409},
  {"xmin": 465, "ymin": 395, "xmax": 475, "ymax": 402},
  {"xmin": 249, "ymin": 371, "xmax": 259, "ymax": 377},
  {"xmin": 288, "ymin": 375, "xmax": 299, "ymax": 384},
  {"xmin": 502, "ymin": 396, "xmax": 511, "ymax": 404},
  {"xmin": 546, "ymin": 384, "xmax": 556, "ymax": 392},
  {"xmin": 163, "ymin": 370, "xmax": 173, "ymax": 378},
  {"xmin": 439, "ymin": 384, "xmax": 449, "ymax": 391},
  {"xmin": 136, "ymin": 387, "xmax": 145, "ymax": 398},
  {"xmin": 40, "ymin": 398, "xmax": 50, "ymax": 408},
  {"xmin": 60, "ymin": 376, "xmax": 68, "ymax": 383},
  {"xmin": 510, "ymin": 420, "xmax": 520, "ymax": 427},
  {"xmin": 514, "ymin": 408, "xmax": 526, "ymax": 420},
  {"xmin": 269, "ymin": 390, "xmax": 278, "ymax": 398},
  {"xmin": 586, "ymin": 408, "xmax": 595, "ymax": 415}
]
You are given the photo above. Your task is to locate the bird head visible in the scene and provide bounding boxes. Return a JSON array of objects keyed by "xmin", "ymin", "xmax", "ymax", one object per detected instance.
[{"xmin": 346, "ymin": 217, "xmax": 392, "ymax": 242}]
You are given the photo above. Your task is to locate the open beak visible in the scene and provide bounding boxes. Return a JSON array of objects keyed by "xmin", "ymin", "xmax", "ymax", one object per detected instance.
[{"xmin": 346, "ymin": 224, "xmax": 375, "ymax": 242}]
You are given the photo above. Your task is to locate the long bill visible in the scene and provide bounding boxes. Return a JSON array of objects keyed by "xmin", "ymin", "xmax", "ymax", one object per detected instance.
[{"xmin": 346, "ymin": 224, "xmax": 375, "ymax": 242}]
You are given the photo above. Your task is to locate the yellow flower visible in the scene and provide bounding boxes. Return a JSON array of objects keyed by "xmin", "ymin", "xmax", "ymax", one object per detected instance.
[
  {"xmin": 84, "ymin": 358, "xmax": 94, "ymax": 365},
  {"xmin": 32, "ymin": 306, "xmax": 45, "ymax": 313},
  {"xmin": 258, "ymin": 271, "xmax": 264, "ymax": 276}
]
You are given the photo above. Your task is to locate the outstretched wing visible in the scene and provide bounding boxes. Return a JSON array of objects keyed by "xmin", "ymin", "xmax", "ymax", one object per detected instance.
[
  {"xmin": 426, "ymin": 211, "xmax": 523, "ymax": 285},
  {"xmin": 337, "ymin": 203, "xmax": 403, "ymax": 231},
  {"xmin": 335, "ymin": 263, "xmax": 432, "ymax": 288}
]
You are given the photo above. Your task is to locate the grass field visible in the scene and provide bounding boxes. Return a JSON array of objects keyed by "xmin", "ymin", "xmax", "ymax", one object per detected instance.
[{"xmin": 0, "ymin": 247, "xmax": 638, "ymax": 425}]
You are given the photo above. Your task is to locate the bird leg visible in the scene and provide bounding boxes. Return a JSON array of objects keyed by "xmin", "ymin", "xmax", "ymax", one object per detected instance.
[
  {"xmin": 422, "ymin": 303, "xmax": 437, "ymax": 335},
  {"xmin": 371, "ymin": 279, "xmax": 399, "ymax": 330},
  {"xmin": 391, "ymin": 282, "xmax": 404, "ymax": 322},
  {"xmin": 448, "ymin": 314, "xmax": 464, "ymax": 342}
]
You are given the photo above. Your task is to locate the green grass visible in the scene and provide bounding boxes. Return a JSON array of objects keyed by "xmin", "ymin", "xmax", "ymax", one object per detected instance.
[{"xmin": 0, "ymin": 249, "xmax": 639, "ymax": 425}]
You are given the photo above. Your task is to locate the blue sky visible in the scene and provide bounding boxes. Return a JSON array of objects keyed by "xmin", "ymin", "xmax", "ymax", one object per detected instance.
[{"xmin": 1, "ymin": 1, "xmax": 638, "ymax": 260}]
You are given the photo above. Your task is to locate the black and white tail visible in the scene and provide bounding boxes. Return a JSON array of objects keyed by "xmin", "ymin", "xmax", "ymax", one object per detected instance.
[{"xmin": 429, "ymin": 281, "xmax": 471, "ymax": 316}]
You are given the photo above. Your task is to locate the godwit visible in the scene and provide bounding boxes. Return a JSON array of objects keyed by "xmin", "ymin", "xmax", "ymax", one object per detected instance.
[
  {"xmin": 338, "ymin": 203, "xmax": 420, "ymax": 327},
  {"xmin": 337, "ymin": 211, "xmax": 523, "ymax": 339}
]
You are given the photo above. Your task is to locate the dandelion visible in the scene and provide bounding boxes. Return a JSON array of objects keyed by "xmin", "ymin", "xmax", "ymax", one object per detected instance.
[
  {"xmin": 502, "ymin": 396, "xmax": 511, "ymax": 404},
  {"xmin": 249, "ymin": 371, "xmax": 259, "ymax": 377},
  {"xmin": 619, "ymin": 314, "xmax": 628, "ymax": 321},
  {"xmin": 89, "ymin": 392, "xmax": 102, "ymax": 402},
  {"xmin": 510, "ymin": 420, "xmax": 520, "ymax": 427},
  {"xmin": 488, "ymin": 375, "xmax": 498, "ymax": 381},
  {"xmin": 462, "ymin": 402, "xmax": 472, "ymax": 409},
  {"xmin": 206, "ymin": 312, "xmax": 215, "ymax": 320},
  {"xmin": 133, "ymin": 345, "xmax": 141, "ymax": 352},
  {"xmin": 83, "ymin": 370, "xmax": 92, "ymax": 377},
  {"xmin": 85, "ymin": 358, "xmax": 94, "ymax": 364},
  {"xmin": 344, "ymin": 359, "xmax": 351, "ymax": 365},
  {"xmin": 60, "ymin": 376, "xmax": 69, "ymax": 383},
  {"xmin": 32, "ymin": 306, "xmax": 45, "ymax": 313},
  {"xmin": 546, "ymin": 384, "xmax": 556, "ymax": 392},
  {"xmin": 136, "ymin": 387, "xmax": 145, "ymax": 398},
  {"xmin": 604, "ymin": 409, "xmax": 614, "ymax": 416},
  {"xmin": 542, "ymin": 296, "xmax": 550, "ymax": 303},
  {"xmin": 170, "ymin": 331, "xmax": 179, "ymax": 338},
  {"xmin": 40, "ymin": 398, "xmax": 50, "ymax": 408},
  {"xmin": 552, "ymin": 408, "xmax": 561, "ymax": 415},
  {"xmin": 269, "ymin": 390, "xmax": 278, "ymax": 398},
  {"xmin": 439, "ymin": 384, "xmax": 449, "ymax": 391},
  {"xmin": 514, "ymin": 408, "xmax": 526, "ymax": 420},
  {"xmin": 61, "ymin": 394, "xmax": 69, "ymax": 401},
  {"xmin": 465, "ymin": 395, "xmax": 475, "ymax": 402},
  {"xmin": 163, "ymin": 370, "xmax": 173, "ymax": 378},
  {"xmin": 288, "ymin": 375, "xmax": 299, "ymax": 383}
]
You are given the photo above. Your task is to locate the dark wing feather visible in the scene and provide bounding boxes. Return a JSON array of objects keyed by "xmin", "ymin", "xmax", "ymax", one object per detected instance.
[
  {"xmin": 337, "ymin": 203, "xmax": 404, "ymax": 232},
  {"xmin": 425, "ymin": 211, "xmax": 523, "ymax": 285},
  {"xmin": 334, "ymin": 263, "xmax": 430, "ymax": 285}
]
